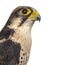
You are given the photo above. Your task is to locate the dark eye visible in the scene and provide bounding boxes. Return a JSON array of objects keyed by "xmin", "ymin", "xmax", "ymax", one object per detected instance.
[{"xmin": 22, "ymin": 9, "xmax": 27, "ymax": 14}]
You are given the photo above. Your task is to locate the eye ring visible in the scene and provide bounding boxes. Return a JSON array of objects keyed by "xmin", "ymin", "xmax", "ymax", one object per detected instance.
[{"xmin": 19, "ymin": 8, "xmax": 32, "ymax": 16}]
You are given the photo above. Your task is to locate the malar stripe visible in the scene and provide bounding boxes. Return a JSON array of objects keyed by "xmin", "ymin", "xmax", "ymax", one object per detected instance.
[{"xmin": 19, "ymin": 7, "xmax": 33, "ymax": 26}]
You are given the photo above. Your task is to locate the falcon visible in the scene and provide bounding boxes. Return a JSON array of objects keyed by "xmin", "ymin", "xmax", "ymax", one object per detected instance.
[{"xmin": 0, "ymin": 6, "xmax": 41, "ymax": 65}]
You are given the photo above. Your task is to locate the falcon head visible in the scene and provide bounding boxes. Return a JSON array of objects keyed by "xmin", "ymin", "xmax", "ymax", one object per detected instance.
[{"xmin": 7, "ymin": 6, "xmax": 41, "ymax": 29}]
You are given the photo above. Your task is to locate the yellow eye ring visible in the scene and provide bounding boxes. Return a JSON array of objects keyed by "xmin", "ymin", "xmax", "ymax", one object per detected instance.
[{"xmin": 20, "ymin": 8, "xmax": 31, "ymax": 16}]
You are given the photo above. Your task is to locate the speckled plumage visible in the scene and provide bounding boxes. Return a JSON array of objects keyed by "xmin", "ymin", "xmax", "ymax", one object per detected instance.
[{"xmin": 0, "ymin": 6, "xmax": 41, "ymax": 65}]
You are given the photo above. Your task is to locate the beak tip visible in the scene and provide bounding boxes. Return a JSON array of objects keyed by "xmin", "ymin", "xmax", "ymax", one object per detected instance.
[{"xmin": 37, "ymin": 15, "xmax": 41, "ymax": 22}]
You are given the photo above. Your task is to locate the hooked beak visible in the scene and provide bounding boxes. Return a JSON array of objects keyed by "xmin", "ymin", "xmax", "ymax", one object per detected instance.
[
  {"xmin": 36, "ymin": 14, "xmax": 41, "ymax": 22},
  {"xmin": 29, "ymin": 10, "xmax": 41, "ymax": 22}
]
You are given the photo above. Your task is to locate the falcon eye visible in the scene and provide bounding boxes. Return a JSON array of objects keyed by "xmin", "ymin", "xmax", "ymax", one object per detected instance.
[
  {"xmin": 22, "ymin": 9, "xmax": 27, "ymax": 14},
  {"xmin": 19, "ymin": 8, "xmax": 31, "ymax": 15}
]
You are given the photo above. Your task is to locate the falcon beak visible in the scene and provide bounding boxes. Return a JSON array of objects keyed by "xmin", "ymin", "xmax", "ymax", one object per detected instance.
[
  {"xmin": 28, "ymin": 9, "xmax": 41, "ymax": 22},
  {"xmin": 36, "ymin": 14, "xmax": 41, "ymax": 22}
]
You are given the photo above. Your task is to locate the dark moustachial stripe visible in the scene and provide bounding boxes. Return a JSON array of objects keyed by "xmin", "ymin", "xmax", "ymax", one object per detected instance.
[
  {"xmin": 0, "ymin": 40, "xmax": 21, "ymax": 65},
  {"xmin": 1, "ymin": 7, "xmax": 33, "ymax": 29},
  {"xmin": 18, "ymin": 7, "xmax": 33, "ymax": 26}
]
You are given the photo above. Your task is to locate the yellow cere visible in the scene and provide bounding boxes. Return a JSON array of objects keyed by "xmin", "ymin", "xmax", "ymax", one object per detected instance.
[
  {"xmin": 20, "ymin": 9, "xmax": 31, "ymax": 16},
  {"xmin": 29, "ymin": 10, "xmax": 39, "ymax": 20}
]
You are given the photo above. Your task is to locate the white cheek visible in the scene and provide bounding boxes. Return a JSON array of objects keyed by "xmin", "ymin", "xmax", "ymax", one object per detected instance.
[{"xmin": 21, "ymin": 19, "xmax": 34, "ymax": 28}]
